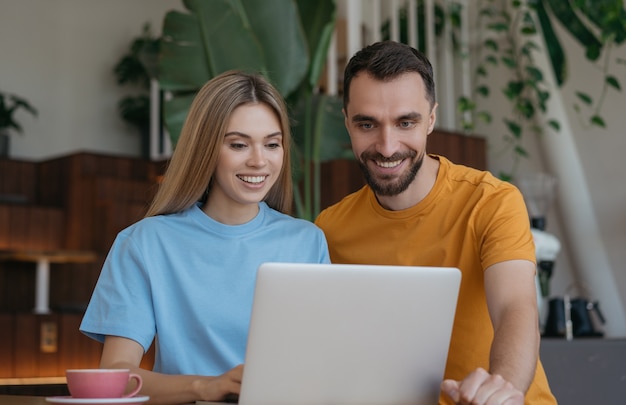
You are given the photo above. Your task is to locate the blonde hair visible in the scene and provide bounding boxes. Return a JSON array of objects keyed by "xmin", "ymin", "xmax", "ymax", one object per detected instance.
[{"xmin": 145, "ymin": 70, "xmax": 293, "ymax": 217}]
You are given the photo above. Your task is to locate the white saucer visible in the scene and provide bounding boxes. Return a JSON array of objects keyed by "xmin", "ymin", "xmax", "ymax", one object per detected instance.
[{"xmin": 45, "ymin": 396, "xmax": 149, "ymax": 405}]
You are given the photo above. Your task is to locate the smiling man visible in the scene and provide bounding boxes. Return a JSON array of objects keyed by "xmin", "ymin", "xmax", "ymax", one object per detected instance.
[{"xmin": 315, "ymin": 41, "xmax": 557, "ymax": 405}]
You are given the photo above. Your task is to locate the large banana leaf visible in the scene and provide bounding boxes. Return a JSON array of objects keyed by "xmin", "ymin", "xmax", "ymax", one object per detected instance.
[
  {"xmin": 291, "ymin": 94, "xmax": 352, "ymax": 220},
  {"xmin": 542, "ymin": 0, "xmax": 604, "ymax": 61},
  {"xmin": 295, "ymin": 0, "xmax": 337, "ymax": 91},
  {"xmin": 159, "ymin": 0, "xmax": 310, "ymax": 144},
  {"xmin": 535, "ymin": 0, "xmax": 566, "ymax": 86}
]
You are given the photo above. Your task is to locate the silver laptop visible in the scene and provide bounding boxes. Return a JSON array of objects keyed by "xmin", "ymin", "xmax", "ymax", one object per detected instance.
[{"xmin": 199, "ymin": 262, "xmax": 461, "ymax": 405}]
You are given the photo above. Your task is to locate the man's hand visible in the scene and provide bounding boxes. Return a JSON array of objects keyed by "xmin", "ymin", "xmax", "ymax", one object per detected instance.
[{"xmin": 441, "ymin": 367, "xmax": 524, "ymax": 405}]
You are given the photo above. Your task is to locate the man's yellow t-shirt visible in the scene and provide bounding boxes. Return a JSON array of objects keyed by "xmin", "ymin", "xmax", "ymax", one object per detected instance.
[{"xmin": 315, "ymin": 155, "xmax": 556, "ymax": 404}]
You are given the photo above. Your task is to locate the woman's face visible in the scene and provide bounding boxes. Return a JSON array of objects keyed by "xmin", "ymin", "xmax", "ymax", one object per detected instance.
[{"xmin": 206, "ymin": 102, "xmax": 284, "ymax": 222}]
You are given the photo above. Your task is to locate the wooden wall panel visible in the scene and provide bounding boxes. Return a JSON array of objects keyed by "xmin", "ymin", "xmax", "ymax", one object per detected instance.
[
  {"xmin": 14, "ymin": 314, "xmax": 39, "ymax": 377},
  {"xmin": 0, "ymin": 159, "xmax": 38, "ymax": 204},
  {"xmin": 320, "ymin": 159, "xmax": 365, "ymax": 210},
  {"xmin": 59, "ymin": 313, "xmax": 101, "ymax": 371},
  {"xmin": 0, "ymin": 314, "xmax": 14, "ymax": 377},
  {"xmin": 0, "ymin": 205, "xmax": 64, "ymax": 250},
  {"xmin": 0, "ymin": 263, "xmax": 34, "ymax": 311},
  {"xmin": 429, "ymin": 130, "xmax": 487, "ymax": 170},
  {"xmin": 38, "ymin": 158, "xmax": 69, "ymax": 207}
]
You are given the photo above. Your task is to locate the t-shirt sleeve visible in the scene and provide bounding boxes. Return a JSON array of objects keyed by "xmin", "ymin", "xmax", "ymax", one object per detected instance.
[
  {"xmin": 476, "ymin": 183, "xmax": 536, "ymax": 270},
  {"xmin": 79, "ymin": 231, "xmax": 156, "ymax": 352}
]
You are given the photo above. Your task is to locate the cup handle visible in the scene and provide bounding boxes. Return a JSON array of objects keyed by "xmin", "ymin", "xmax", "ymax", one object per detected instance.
[{"xmin": 122, "ymin": 373, "xmax": 143, "ymax": 398}]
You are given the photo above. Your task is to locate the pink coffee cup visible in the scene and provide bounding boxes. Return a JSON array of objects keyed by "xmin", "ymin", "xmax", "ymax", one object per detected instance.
[{"xmin": 65, "ymin": 369, "xmax": 142, "ymax": 398}]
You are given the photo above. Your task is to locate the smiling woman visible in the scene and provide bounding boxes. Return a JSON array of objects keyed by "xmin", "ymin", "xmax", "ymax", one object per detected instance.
[{"xmin": 77, "ymin": 70, "xmax": 331, "ymax": 405}]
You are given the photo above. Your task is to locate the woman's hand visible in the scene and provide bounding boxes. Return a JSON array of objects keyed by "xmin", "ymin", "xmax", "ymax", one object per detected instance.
[{"xmin": 195, "ymin": 364, "xmax": 244, "ymax": 402}]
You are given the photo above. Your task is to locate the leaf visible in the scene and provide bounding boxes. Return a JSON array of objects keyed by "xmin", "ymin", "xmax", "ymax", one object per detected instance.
[
  {"xmin": 514, "ymin": 145, "xmax": 529, "ymax": 158},
  {"xmin": 457, "ymin": 96, "xmax": 476, "ymax": 112},
  {"xmin": 548, "ymin": 120, "xmax": 561, "ymax": 131},
  {"xmin": 486, "ymin": 55, "xmax": 498, "ymax": 65},
  {"xmin": 162, "ymin": 93, "xmax": 196, "ymax": 146},
  {"xmin": 585, "ymin": 43, "xmax": 601, "ymax": 60},
  {"xmin": 543, "ymin": 0, "xmax": 604, "ymax": 61},
  {"xmin": 504, "ymin": 119, "xmax": 522, "ymax": 139},
  {"xmin": 240, "ymin": 0, "xmax": 309, "ymax": 96},
  {"xmin": 461, "ymin": 120, "xmax": 474, "ymax": 132},
  {"xmin": 499, "ymin": 172, "xmax": 513, "ymax": 182},
  {"xmin": 525, "ymin": 66, "xmax": 544, "ymax": 82},
  {"xmin": 537, "ymin": 90, "xmax": 550, "ymax": 104},
  {"xmin": 477, "ymin": 111, "xmax": 492, "ymax": 123},
  {"xmin": 488, "ymin": 22, "xmax": 509, "ymax": 32},
  {"xmin": 501, "ymin": 56, "xmax": 516, "ymax": 68},
  {"xmin": 159, "ymin": 0, "xmax": 312, "ymax": 141},
  {"xmin": 295, "ymin": 0, "xmax": 336, "ymax": 91},
  {"xmin": 516, "ymin": 98, "xmax": 535, "ymax": 119},
  {"xmin": 503, "ymin": 81, "xmax": 524, "ymax": 100},
  {"xmin": 590, "ymin": 115, "xmax": 606, "ymax": 128},
  {"xmin": 484, "ymin": 38, "xmax": 498, "ymax": 51},
  {"xmin": 575, "ymin": 91, "xmax": 593, "ymax": 105},
  {"xmin": 606, "ymin": 75, "xmax": 621, "ymax": 91},
  {"xmin": 476, "ymin": 85, "xmax": 490, "ymax": 97}
]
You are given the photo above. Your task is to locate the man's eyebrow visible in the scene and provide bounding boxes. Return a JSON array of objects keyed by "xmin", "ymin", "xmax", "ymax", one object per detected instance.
[
  {"xmin": 351, "ymin": 114, "xmax": 377, "ymax": 123},
  {"xmin": 397, "ymin": 112, "xmax": 422, "ymax": 121},
  {"xmin": 351, "ymin": 112, "xmax": 423, "ymax": 123}
]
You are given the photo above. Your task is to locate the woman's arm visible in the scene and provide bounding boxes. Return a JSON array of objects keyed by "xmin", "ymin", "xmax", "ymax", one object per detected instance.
[{"xmin": 101, "ymin": 336, "xmax": 243, "ymax": 405}]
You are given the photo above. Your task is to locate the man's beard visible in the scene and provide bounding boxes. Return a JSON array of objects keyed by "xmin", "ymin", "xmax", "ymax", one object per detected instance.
[{"xmin": 357, "ymin": 150, "xmax": 424, "ymax": 196}]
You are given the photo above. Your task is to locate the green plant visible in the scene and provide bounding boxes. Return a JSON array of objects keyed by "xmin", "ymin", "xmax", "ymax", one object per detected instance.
[
  {"xmin": 0, "ymin": 91, "xmax": 38, "ymax": 134},
  {"xmin": 158, "ymin": 0, "xmax": 351, "ymax": 220},
  {"xmin": 113, "ymin": 23, "xmax": 160, "ymax": 157},
  {"xmin": 459, "ymin": 0, "xmax": 625, "ymax": 180}
]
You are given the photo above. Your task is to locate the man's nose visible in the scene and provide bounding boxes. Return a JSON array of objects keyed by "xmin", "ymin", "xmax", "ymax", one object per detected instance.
[{"xmin": 375, "ymin": 127, "xmax": 398, "ymax": 157}]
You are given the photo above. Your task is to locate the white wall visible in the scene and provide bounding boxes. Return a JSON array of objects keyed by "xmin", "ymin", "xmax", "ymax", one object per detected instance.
[{"xmin": 0, "ymin": 0, "xmax": 182, "ymax": 161}]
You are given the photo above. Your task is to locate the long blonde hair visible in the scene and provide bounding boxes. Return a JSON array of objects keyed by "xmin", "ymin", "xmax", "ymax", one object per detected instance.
[{"xmin": 145, "ymin": 70, "xmax": 293, "ymax": 217}]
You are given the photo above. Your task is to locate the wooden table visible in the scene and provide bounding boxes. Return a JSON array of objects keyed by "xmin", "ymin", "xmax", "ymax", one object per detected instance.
[
  {"xmin": 0, "ymin": 249, "xmax": 97, "ymax": 314},
  {"xmin": 0, "ymin": 396, "xmax": 46, "ymax": 405}
]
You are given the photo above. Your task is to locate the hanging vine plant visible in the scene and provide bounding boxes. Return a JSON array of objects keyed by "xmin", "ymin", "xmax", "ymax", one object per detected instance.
[{"xmin": 458, "ymin": 0, "xmax": 625, "ymax": 180}]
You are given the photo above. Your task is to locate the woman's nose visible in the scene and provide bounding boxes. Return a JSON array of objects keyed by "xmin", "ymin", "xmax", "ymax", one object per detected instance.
[{"xmin": 247, "ymin": 147, "xmax": 267, "ymax": 167}]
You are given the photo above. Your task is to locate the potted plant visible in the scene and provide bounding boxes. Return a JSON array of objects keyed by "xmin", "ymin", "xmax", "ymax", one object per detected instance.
[
  {"xmin": 0, "ymin": 91, "xmax": 38, "ymax": 158},
  {"xmin": 113, "ymin": 23, "xmax": 160, "ymax": 159}
]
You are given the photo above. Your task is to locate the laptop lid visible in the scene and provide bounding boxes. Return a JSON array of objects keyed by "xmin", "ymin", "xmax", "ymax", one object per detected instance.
[{"xmin": 228, "ymin": 262, "xmax": 461, "ymax": 405}]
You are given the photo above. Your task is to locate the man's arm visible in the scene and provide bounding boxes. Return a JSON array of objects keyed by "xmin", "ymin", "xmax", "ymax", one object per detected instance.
[
  {"xmin": 485, "ymin": 259, "xmax": 540, "ymax": 391},
  {"xmin": 441, "ymin": 259, "xmax": 539, "ymax": 404}
]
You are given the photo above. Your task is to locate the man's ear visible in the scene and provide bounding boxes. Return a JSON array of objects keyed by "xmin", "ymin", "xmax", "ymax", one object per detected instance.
[
  {"xmin": 427, "ymin": 103, "xmax": 438, "ymax": 135},
  {"xmin": 343, "ymin": 107, "xmax": 349, "ymax": 129}
]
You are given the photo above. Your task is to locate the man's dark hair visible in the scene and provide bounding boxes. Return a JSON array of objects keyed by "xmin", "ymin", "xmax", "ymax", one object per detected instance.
[{"xmin": 343, "ymin": 40, "xmax": 436, "ymax": 109}]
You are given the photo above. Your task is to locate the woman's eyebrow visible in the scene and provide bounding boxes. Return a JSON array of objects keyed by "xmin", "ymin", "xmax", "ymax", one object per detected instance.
[{"xmin": 224, "ymin": 131, "xmax": 283, "ymax": 139}]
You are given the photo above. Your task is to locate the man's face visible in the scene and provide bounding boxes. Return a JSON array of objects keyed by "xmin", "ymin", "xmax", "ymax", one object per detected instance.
[{"xmin": 343, "ymin": 72, "xmax": 437, "ymax": 196}]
